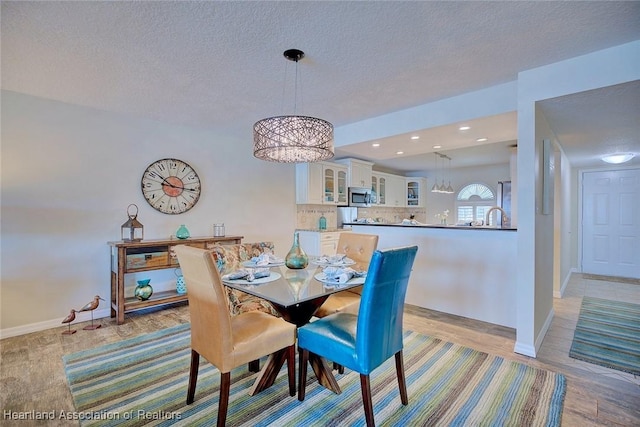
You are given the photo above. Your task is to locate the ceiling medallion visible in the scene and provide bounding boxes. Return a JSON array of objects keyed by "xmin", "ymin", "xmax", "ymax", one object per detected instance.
[{"xmin": 253, "ymin": 49, "xmax": 334, "ymax": 163}]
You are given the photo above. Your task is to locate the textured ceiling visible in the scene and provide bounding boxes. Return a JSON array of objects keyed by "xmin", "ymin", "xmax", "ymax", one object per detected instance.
[{"xmin": 2, "ymin": 1, "xmax": 639, "ymax": 172}]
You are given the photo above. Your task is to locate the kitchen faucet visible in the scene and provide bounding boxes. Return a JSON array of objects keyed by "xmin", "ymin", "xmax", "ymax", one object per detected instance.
[{"xmin": 485, "ymin": 206, "xmax": 509, "ymax": 228}]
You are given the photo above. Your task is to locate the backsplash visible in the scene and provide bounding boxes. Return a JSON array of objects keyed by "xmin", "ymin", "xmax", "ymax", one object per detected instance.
[
  {"xmin": 356, "ymin": 207, "xmax": 427, "ymax": 224},
  {"xmin": 296, "ymin": 205, "xmax": 427, "ymax": 229},
  {"xmin": 296, "ymin": 205, "xmax": 338, "ymax": 229}
]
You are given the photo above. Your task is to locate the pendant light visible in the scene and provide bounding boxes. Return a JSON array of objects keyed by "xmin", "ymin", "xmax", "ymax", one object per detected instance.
[
  {"xmin": 431, "ymin": 153, "xmax": 440, "ymax": 193},
  {"xmin": 253, "ymin": 49, "xmax": 334, "ymax": 163},
  {"xmin": 437, "ymin": 153, "xmax": 447, "ymax": 192},
  {"xmin": 445, "ymin": 157, "xmax": 454, "ymax": 193},
  {"xmin": 431, "ymin": 152, "xmax": 454, "ymax": 193}
]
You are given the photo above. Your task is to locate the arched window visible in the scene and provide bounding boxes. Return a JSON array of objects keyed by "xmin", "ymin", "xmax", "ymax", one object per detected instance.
[{"xmin": 456, "ymin": 183, "xmax": 495, "ymax": 224}]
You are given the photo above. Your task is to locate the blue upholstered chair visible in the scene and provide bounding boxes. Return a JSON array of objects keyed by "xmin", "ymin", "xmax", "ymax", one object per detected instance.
[{"xmin": 297, "ymin": 245, "xmax": 418, "ymax": 427}]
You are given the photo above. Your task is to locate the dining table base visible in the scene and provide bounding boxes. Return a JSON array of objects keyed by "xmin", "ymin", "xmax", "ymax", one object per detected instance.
[
  {"xmin": 248, "ymin": 349, "xmax": 342, "ymax": 396},
  {"xmin": 248, "ymin": 296, "xmax": 342, "ymax": 396}
]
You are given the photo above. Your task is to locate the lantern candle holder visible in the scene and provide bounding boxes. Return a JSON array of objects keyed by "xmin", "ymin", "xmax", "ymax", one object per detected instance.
[{"xmin": 121, "ymin": 204, "xmax": 144, "ymax": 242}]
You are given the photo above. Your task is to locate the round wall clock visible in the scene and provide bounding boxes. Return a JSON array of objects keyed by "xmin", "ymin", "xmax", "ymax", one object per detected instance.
[{"xmin": 141, "ymin": 158, "xmax": 201, "ymax": 214}]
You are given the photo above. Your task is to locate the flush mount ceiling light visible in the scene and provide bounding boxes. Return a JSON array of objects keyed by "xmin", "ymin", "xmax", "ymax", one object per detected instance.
[
  {"xmin": 253, "ymin": 49, "xmax": 334, "ymax": 163},
  {"xmin": 601, "ymin": 153, "xmax": 635, "ymax": 164}
]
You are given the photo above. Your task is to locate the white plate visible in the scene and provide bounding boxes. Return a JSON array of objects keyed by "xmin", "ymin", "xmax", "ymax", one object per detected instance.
[
  {"xmin": 241, "ymin": 260, "xmax": 285, "ymax": 268},
  {"xmin": 222, "ymin": 272, "xmax": 281, "ymax": 285},
  {"xmin": 314, "ymin": 273, "xmax": 365, "ymax": 286},
  {"xmin": 310, "ymin": 257, "xmax": 357, "ymax": 267}
]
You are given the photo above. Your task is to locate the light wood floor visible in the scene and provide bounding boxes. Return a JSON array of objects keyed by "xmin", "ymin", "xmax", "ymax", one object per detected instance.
[{"xmin": 1, "ymin": 273, "xmax": 638, "ymax": 426}]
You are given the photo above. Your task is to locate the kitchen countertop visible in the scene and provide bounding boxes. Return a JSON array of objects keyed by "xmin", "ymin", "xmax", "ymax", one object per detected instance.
[
  {"xmin": 344, "ymin": 222, "xmax": 517, "ymax": 231},
  {"xmin": 295, "ymin": 228, "xmax": 349, "ymax": 233}
]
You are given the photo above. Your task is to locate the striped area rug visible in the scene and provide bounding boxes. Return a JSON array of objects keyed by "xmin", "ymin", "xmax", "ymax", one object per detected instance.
[
  {"xmin": 569, "ymin": 297, "xmax": 640, "ymax": 375},
  {"xmin": 63, "ymin": 324, "xmax": 565, "ymax": 426}
]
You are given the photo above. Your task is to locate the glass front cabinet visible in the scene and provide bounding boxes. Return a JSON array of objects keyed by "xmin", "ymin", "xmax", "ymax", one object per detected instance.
[
  {"xmin": 323, "ymin": 165, "xmax": 347, "ymax": 204},
  {"xmin": 373, "ymin": 174, "xmax": 386, "ymax": 205},
  {"xmin": 295, "ymin": 162, "xmax": 348, "ymax": 205},
  {"xmin": 406, "ymin": 177, "xmax": 427, "ymax": 208}
]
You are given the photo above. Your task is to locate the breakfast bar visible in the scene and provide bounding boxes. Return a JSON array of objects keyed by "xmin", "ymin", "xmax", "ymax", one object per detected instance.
[{"xmin": 346, "ymin": 223, "xmax": 517, "ymax": 328}]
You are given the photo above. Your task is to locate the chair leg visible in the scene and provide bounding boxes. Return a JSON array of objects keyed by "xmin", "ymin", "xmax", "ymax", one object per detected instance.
[
  {"xmin": 359, "ymin": 374, "xmax": 375, "ymax": 427},
  {"xmin": 298, "ymin": 348, "xmax": 309, "ymax": 401},
  {"xmin": 286, "ymin": 345, "xmax": 296, "ymax": 396},
  {"xmin": 333, "ymin": 361, "xmax": 345, "ymax": 374},
  {"xmin": 217, "ymin": 372, "xmax": 231, "ymax": 427},
  {"xmin": 395, "ymin": 350, "xmax": 408, "ymax": 405},
  {"xmin": 186, "ymin": 349, "xmax": 200, "ymax": 404}
]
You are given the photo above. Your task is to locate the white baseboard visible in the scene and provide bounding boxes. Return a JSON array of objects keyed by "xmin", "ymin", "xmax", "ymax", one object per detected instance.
[
  {"xmin": 513, "ymin": 341, "xmax": 536, "ymax": 358},
  {"xmin": 0, "ymin": 308, "xmax": 111, "ymax": 339},
  {"xmin": 535, "ymin": 307, "xmax": 555, "ymax": 352},
  {"xmin": 554, "ymin": 267, "xmax": 577, "ymax": 298},
  {"xmin": 513, "ymin": 306, "xmax": 555, "ymax": 358}
]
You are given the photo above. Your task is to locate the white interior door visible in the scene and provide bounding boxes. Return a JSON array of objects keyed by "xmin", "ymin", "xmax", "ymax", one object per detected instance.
[{"xmin": 582, "ymin": 168, "xmax": 640, "ymax": 278}]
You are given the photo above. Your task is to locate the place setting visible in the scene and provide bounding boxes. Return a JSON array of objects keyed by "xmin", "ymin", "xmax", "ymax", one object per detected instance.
[
  {"xmin": 314, "ymin": 265, "xmax": 367, "ymax": 288},
  {"xmin": 310, "ymin": 253, "xmax": 356, "ymax": 267},
  {"xmin": 241, "ymin": 252, "xmax": 285, "ymax": 268},
  {"xmin": 221, "ymin": 268, "xmax": 281, "ymax": 286}
]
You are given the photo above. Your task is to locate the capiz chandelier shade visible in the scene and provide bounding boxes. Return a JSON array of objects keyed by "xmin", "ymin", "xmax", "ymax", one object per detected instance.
[
  {"xmin": 253, "ymin": 49, "xmax": 334, "ymax": 163},
  {"xmin": 253, "ymin": 115, "xmax": 334, "ymax": 162}
]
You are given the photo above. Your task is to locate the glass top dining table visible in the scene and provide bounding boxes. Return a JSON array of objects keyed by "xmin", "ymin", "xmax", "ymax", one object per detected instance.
[
  {"xmin": 222, "ymin": 264, "xmax": 363, "ymax": 327},
  {"xmin": 222, "ymin": 263, "xmax": 364, "ymax": 396}
]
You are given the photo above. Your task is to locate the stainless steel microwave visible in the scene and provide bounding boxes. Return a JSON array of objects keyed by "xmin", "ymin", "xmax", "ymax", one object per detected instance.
[{"xmin": 348, "ymin": 187, "xmax": 372, "ymax": 207}]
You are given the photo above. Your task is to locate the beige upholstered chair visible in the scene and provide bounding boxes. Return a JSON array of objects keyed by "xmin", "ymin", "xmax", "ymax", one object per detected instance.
[
  {"xmin": 208, "ymin": 242, "xmax": 280, "ymax": 317},
  {"xmin": 314, "ymin": 233, "xmax": 379, "ymax": 317},
  {"xmin": 174, "ymin": 245, "xmax": 296, "ymax": 427}
]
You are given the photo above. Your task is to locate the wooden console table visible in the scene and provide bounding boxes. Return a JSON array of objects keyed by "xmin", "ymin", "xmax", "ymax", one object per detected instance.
[{"xmin": 108, "ymin": 235, "xmax": 243, "ymax": 324}]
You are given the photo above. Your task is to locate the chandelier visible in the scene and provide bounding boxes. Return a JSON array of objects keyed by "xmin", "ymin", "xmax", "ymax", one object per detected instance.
[{"xmin": 253, "ymin": 49, "xmax": 334, "ymax": 163}]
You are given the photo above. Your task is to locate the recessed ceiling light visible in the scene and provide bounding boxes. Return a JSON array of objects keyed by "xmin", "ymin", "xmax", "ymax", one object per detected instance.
[
  {"xmin": 410, "ymin": 135, "xmax": 420, "ymax": 140},
  {"xmin": 459, "ymin": 126, "xmax": 471, "ymax": 131},
  {"xmin": 396, "ymin": 151, "xmax": 404, "ymax": 155},
  {"xmin": 372, "ymin": 143, "xmax": 380, "ymax": 147},
  {"xmin": 476, "ymin": 137, "xmax": 488, "ymax": 142},
  {"xmin": 602, "ymin": 153, "xmax": 635, "ymax": 164},
  {"xmin": 433, "ymin": 145, "xmax": 442, "ymax": 149}
]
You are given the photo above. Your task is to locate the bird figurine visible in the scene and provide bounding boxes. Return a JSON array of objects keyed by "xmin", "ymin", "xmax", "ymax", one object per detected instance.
[
  {"xmin": 79, "ymin": 295, "xmax": 105, "ymax": 330},
  {"xmin": 61, "ymin": 309, "xmax": 77, "ymax": 335}
]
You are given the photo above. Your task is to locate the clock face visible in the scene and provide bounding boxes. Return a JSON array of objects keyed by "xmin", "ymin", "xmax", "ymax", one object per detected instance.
[{"xmin": 141, "ymin": 158, "xmax": 201, "ymax": 214}]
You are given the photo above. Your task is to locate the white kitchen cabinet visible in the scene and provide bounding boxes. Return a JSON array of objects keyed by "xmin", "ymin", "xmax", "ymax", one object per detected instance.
[
  {"xmin": 297, "ymin": 230, "xmax": 349, "ymax": 257},
  {"xmin": 384, "ymin": 173, "xmax": 406, "ymax": 207},
  {"xmin": 406, "ymin": 177, "xmax": 427, "ymax": 208},
  {"xmin": 336, "ymin": 158, "xmax": 373, "ymax": 189},
  {"xmin": 296, "ymin": 162, "xmax": 347, "ymax": 205}
]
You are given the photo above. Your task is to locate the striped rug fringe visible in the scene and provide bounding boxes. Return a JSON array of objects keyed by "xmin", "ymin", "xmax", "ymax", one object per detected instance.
[
  {"xmin": 569, "ymin": 297, "xmax": 640, "ymax": 376},
  {"xmin": 63, "ymin": 324, "xmax": 566, "ymax": 426}
]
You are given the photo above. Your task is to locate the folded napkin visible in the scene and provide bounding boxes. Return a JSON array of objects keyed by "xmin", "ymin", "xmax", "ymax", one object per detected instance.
[
  {"xmin": 316, "ymin": 254, "xmax": 354, "ymax": 265},
  {"xmin": 322, "ymin": 267, "xmax": 366, "ymax": 284},
  {"xmin": 222, "ymin": 269, "xmax": 270, "ymax": 282},
  {"xmin": 250, "ymin": 253, "xmax": 283, "ymax": 266}
]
